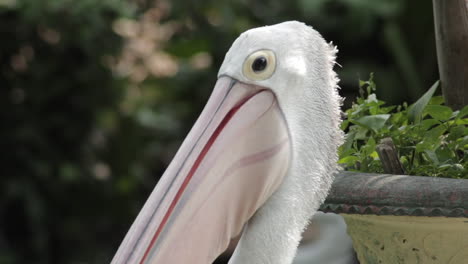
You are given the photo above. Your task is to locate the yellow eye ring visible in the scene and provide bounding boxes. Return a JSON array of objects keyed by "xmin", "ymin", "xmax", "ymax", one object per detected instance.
[{"xmin": 242, "ymin": 50, "xmax": 276, "ymax": 81}]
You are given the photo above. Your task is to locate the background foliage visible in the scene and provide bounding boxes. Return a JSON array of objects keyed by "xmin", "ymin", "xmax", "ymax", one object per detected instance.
[
  {"xmin": 0, "ymin": 0, "xmax": 440, "ymax": 263},
  {"xmin": 339, "ymin": 76, "xmax": 468, "ymax": 178}
]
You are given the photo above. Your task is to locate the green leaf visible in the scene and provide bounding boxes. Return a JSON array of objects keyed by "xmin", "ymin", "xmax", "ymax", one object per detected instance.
[
  {"xmin": 424, "ymin": 150, "xmax": 439, "ymax": 165},
  {"xmin": 428, "ymin": 96, "xmax": 444, "ymax": 105},
  {"xmin": 390, "ymin": 111, "xmax": 407, "ymax": 126},
  {"xmin": 416, "ymin": 140, "xmax": 432, "ymax": 152},
  {"xmin": 435, "ymin": 146, "xmax": 455, "ymax": 164},
  {"xmin": 339, "ymin": 148, "xmax": 356, "ymax": 159},
  {"xmin": 420, "ymin": 118, "xmax": 440, "ymax": 130},
  {"xmin": 438, "ymin": 164, "xmax": 452, "ymax": 170},
  {"xmin": 359, "ymin": 79, "xmax": 367, "ymax": 88},
  {"xmin": 459, "ymin": 136, "xmax": 468, "ymax": 148},
  {"xmin": 380, "ymin": 105, "xmax": 396, "ymax": 114},
  {"xmin": 338, "ymin": 155, "xmax": 359, "ymax": 164},
  {"xmin": 424, "ymin": 124, "xmax": 447, "ymax": 145},
  {"xmin": 447, "ymin": 125, "xmax": 465, "ymax": 141},
  {"xmin": 370, "ymin": 151, "xmax": 379, "ymax": 159},
  {"xmin": 341, "ymin": 130, "xmax": 357, "ymax": 152},
  {"xmin": 408, "ymin": 80, "xmax": 439, "ymax": 124},
  {"xmin": 424, "ymin": 105, "xmax": 453, "ymax": 121},
  {"xmin": 428, "ymin": 124, "xmax": 447, "ymax": 137},
  {"xmin": 352, "ymin": 114, "xmax": 390, "ymax": 132},
  {"xmin": 456, "ymin": 105, "xmax": 468, "ymax": 120},
  {"xmin": 455, "ymin": 118, "xmax": 468, "ymax": 125},
  {"xmin": 340, "ymin": 119, "xmax": 350, "ymax": 130},
  {"xmin": 362, "ymin": 137, "xmax": 376, "ymax": 156},
  {"xmin": 354, "ymin": 126, "xmax": 369, "ymax": 140}
]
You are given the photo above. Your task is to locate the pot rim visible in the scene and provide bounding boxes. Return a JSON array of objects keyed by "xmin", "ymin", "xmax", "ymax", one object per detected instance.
[{"xmin": 320, "ymin": 171, "xmax": 468, "ymax": 217}]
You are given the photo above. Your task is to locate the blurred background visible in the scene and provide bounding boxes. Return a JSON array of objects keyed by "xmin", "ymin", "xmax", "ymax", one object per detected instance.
[{"xmin": 0, "ymin": 0, "xmax": 439, "ymax": 263}]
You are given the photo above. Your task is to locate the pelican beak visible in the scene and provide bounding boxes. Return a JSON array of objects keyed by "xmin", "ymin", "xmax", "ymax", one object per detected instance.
[{"xmin": 112, "ymin": 76, "xmax": 291, "ymax": 264}]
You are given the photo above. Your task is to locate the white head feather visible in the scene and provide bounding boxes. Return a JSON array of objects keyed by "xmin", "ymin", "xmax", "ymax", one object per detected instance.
[{"xmin": 219, "ymin": 21, "xmax": 343, "ymax": 264}]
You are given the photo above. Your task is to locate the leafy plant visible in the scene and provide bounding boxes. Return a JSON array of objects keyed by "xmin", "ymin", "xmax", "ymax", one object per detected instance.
[{"xmin": 339, "ymin": 74, "xmax": 468, "ymax": 178}]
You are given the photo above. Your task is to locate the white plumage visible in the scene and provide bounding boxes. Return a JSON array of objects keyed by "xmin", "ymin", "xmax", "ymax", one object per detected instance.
[{"xmin": 221, "ymin": 21, "xmax": 343, "ymax": 264}]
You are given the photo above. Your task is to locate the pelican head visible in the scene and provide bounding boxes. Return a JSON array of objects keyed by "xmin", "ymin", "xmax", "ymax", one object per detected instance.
[{"xmin": 112, "ymin": 21, "xmax": 343, "ymax": 264}]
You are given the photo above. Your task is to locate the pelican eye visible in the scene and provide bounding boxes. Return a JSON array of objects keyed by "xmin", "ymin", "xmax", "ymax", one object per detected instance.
[
  {"xmin": 243, "ymin": 50, "xmax": 276, "ymax": 81},
  {"xmin": 252, "ymin": 56, "xmax": 267, "ymax": 72}
]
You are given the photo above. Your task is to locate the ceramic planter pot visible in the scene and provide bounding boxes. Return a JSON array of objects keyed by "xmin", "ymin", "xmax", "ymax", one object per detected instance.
[{"xmin": 320, "ymin": 172, "xmax": 468, "ymax": 264}]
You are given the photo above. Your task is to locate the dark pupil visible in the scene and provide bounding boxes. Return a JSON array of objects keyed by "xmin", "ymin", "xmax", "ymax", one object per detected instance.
[{"xmin": 252, "ymin": 56, "xmax": 267, "ymax": 72}]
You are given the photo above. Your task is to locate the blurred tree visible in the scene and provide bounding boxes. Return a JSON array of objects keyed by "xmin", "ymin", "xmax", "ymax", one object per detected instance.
[
  {"xmin": 432, "ymin": 0, "xmax": 468, "ymax": 110},
  {"xmin": 0, "ymin": 0, "xmax": 134, "ymax": 263},
  {"xmin": 164, "ymin": 0, "xmax": 439, "ymax": 105}
]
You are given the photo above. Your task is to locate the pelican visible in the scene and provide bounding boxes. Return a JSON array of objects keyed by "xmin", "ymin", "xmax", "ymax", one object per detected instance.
[{"xmin": 111, "ymin": 21, "xmax": 343, "ymax": 264}]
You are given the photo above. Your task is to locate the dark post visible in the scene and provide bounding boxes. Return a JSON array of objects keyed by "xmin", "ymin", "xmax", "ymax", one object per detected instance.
[
  {"xmin": 376, "ymin": 137, "xmax": 405, "ymax": 175},
  {"xmin": 432, "ymin": 0, "xmax": 468, "ymax": 110}
]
